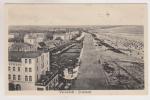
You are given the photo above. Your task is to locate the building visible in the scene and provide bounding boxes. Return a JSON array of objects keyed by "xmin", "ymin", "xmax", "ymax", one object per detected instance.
[
  {"xmin": 53, "ymin": 32, "xmax": 66, "ymax": 40},
  {"xmin": 24, "ymin": 34, "xmax": 37, "ymax": 45},
  {"xmin": 38, "ymin": 41, "xmax": 56, "ymax": 50},
  {"xmin": 9, "ymin": 32, "xmax": 20, "ymax": 39},
  {"xmin": 8, "ymin": 42, "xmax": 14, "ymax": 49},
  {"xmin": 63, "ymin": 66, "xmax": 79, "ymax": 80},
  {"xmin": 36, "ymin": 33, "xmax": 45, "ymax": 43},
  {"xmin": 24, "ymin": 33, "xmax": 45, "ymax": 45},
  {"xmin": 8, "ymin": 43, "xmax": 37, "ymax": 52},
  {"xmin": 8, "ymin": 34, "xmax": 15, "ymax": 39},
  {"xmin": 65, "ymin": 30, "xmax": 81, "ymax": 40},
  {"xmin": 35, "ymin": 70, "xmax": 59, "ymax": 90},
  {"xmin": 8, "ymin": 50, "xmax": 50, "ymax": 90}
]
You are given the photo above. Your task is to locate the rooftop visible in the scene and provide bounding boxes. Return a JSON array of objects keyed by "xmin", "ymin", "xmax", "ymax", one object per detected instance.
[
  {"xmin": 9, "ymin": 43, "xmax": 34, "ymax": 50},
  {"xmin": 8, "ymin": 38, "xmax": 24, "ymax": 43},
  {"xmin": 24, "ymin": 35, "xmax": 37, "ymax": 39},
  {"xmin": 35, "ymin": 69, "xmax": 58, "ymax": 86},
  {"xmin": 9, "ymin": 51, "xmax": 44, "ymax": 62}
]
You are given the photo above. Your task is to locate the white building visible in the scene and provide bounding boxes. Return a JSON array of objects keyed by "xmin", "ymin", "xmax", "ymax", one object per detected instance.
[
  {"xmin": 24, "ymin": 33, "xmax": 45, "ymax": 45},
  {"xmin": 8, "ymin": 50, "xmax": 50, "ymax": 90},
  {"xmin": 24, "ymin": 34, "xmax": 37, "ymax": 45},
  {"xmin": 53, "ymin": 33, "xmax": 66, "ymax": 40},
  {"xmin": 53, "ymin": 31, "xmax": 79, "ymax": 41},
  {"xmin": 8, "ymin": 34, "xmax": 15, "ymax": 39},
  {"xmin": 63, "ymin": 66, "xmax": 79, "ymax": 80}
]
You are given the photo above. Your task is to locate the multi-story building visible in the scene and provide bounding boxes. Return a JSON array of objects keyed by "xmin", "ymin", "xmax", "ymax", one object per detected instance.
[
  {"xmin": 24, "ymin": 33, "xmax": 45, "ymax": 45},
  {"xmin": 24, "ymin": 34, "xmax": 37, "ymax": 45},
  {"xmin": 35, "ymin": 33, "xmax": 45, "ymax": 43},
  {"xmin": 8, "ymin": 50, "xmax": 50, "ymax": 90}
]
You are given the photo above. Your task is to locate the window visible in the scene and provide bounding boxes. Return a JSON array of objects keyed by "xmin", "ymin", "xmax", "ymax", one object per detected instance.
[
  {"xmin": 18, "ymin": 75, "xmax": 21, "ymax": 80},
  {"xmin": 42, "ymin": 55, "xmax": 44, "ymax": 60},
  {"xmin": 8, "ymin": 67, "xmax": 11, "ymax": 71},
  {"xmin": 25, "ymin": 59, "xmax": 27, "ymax": 63},
  {"xmin": 37, "ymin": 66, "xmax": 38, "ymax": 71},
  {"xmin": 29, "ymin": 59, "xmax": 31, "ymax": 64},
  {"xmin": 37, "ymin": 88, "xmax": 44, "ymax": 90},
  {"xmin": 42, "ymin": 63, "xmax": 44, "ymax": 68},
  {"xmin": 13, "ymin": 75, "xmax": 16, "ymax": 80},
  {"xmin": 25, "ymin": 76, "xmax": 28, "ymax": 81},
  {"xmin": 29, "ymin": 76, "xmax": 32, "ymax": 81},
  {"xmin": 18, "ymin": 67, "xmax": 20, "ymax": 71},
  {"xmin": 37, "ymin": 75, "xmax": 38, "ymax": 80},
  {"xmin": 13, "ymin": 67, "xmax": 15, "ymax": 71},
  {"xmin": 29, "ymin": 68, "xmax": 32, "ymax": 72},
  {"xmin": 25, "ymin": 68, "xmax": 28, "ymax": 72},
  {"xmin": 8, "ymin": 74, "xmax": 11, "ymax": 80}
]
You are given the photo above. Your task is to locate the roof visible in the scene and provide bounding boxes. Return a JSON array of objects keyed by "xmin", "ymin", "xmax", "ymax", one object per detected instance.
[
  {"xmin": 44, "ymin": 40, "xmax": 57, "ymax": 48},
  {"xmin": 8, "ymin": 38, "xmax": 24, "ymax": 42},
  {"xmin": 9, "ymin": 43, "xmax": 33, "ymax": 51},
  {"xmin": 36, "ymin": 69, "xmax": 58, "ymax": 86},
  {"xmin": 9, "ymin": 51, "xmax": 42, "ymax": 62},
  {"xmin": 24, "ymin": 34, "xmax": 37, "ymax": 39},
  {"xmin": 25, "ymin": 36, "xmax": 37, "ymax": 39},
  {"xmin": 53, "ymin": 31, "xmax": 66, "ymax": 35}
]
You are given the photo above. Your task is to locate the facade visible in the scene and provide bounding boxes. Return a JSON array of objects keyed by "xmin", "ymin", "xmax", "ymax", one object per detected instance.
[
  {"xmin": 9, "ymin": 32, "xmax": 20, "ymax": 38},
  {"xmin": 66, "ymin": 31, "xmax": 80, "ymax": 40},
  {"xmin": 65, "ymin": 32, "xmax": 72, "ymax": 40},
  {"xmin": 24, "ymin": 34, "xmax": 37, "ymax": 45},
  {"xmin": 8, "ymin": 51, "xmax": 50, "ymax": 90},
  {"xmin": 52, "ymin": 30, "xmax": 73, "ymax": 40},
  {"xmin": 24, "ymin": 33, "xmax": 45, "ymax": 45},
  {"xmin": 53, "ymin": 33, "xmax": 66, "ymax": 40},
  {"xmin": 63, "ymin": 64, "xmax": 79, "ymax": 80},
  {"xmin": 36, "ymin": 33, "xmax": 45, "ymax": 43},
  {"xmin": 8, "ymin": 34, "xmax": 15, "ymax": 39},
  {"xmin": 53, "ymin": 31, "xmax": 79, "ymax": 40}
]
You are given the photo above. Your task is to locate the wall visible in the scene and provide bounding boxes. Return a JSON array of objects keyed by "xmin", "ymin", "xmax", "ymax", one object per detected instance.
[{"xmin": 8, "ymin": 60, "xmax": 36, "ymax": 90}]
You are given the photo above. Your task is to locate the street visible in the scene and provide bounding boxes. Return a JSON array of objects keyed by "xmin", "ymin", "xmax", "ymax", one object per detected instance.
[{"xmin": 71, "ymin": 33, "xmax": 108, "ymax": 90}]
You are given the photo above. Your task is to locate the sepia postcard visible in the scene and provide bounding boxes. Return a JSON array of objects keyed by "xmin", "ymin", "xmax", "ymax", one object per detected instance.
[{"xmin": 5, "ymin": 3, "xmax": 148, "ymax": 95}]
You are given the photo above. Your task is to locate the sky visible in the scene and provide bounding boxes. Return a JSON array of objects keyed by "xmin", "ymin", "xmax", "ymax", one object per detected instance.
[{"xmin": 6, "ymin": 4, "xmax": 147, "ymax": 25}]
